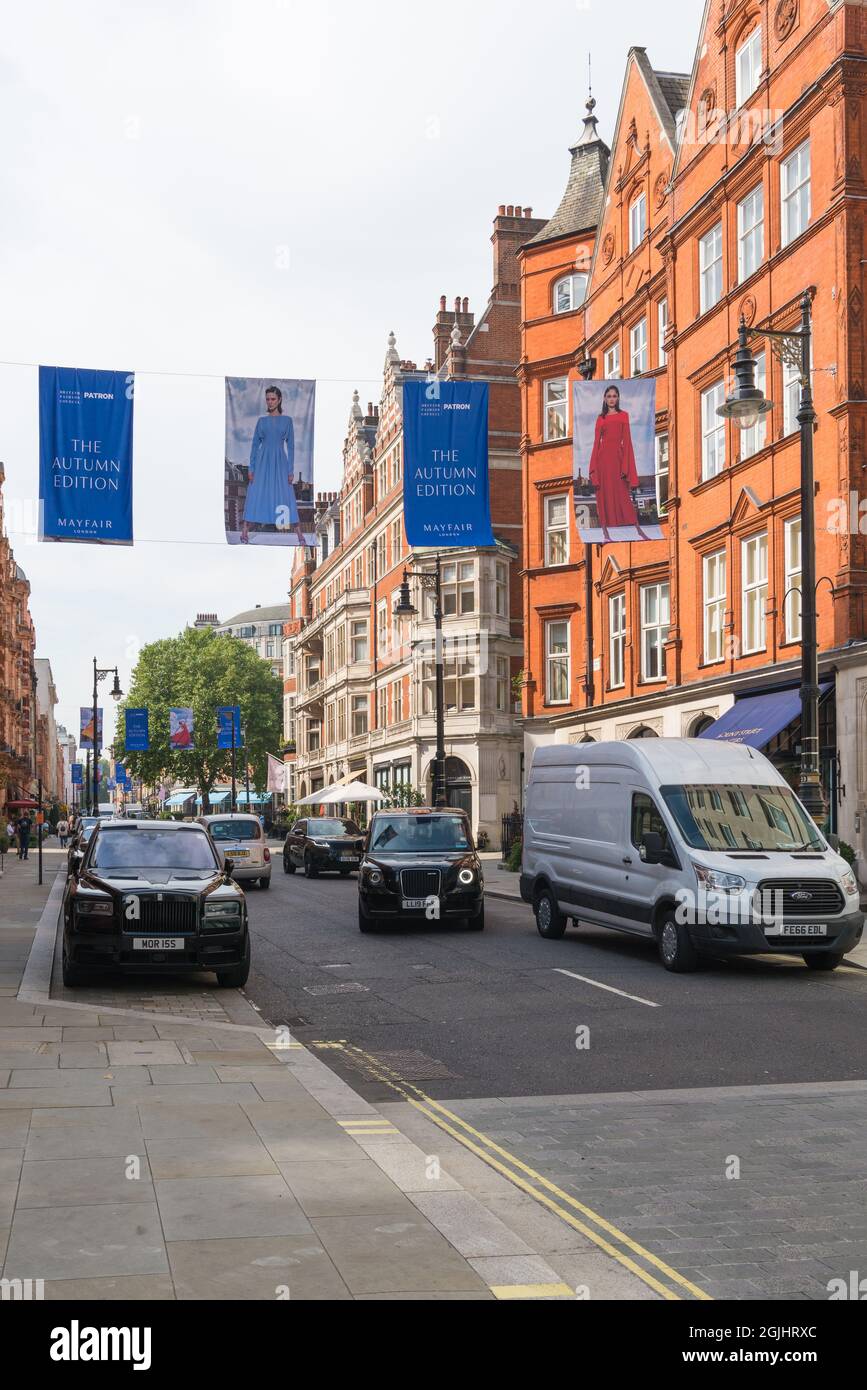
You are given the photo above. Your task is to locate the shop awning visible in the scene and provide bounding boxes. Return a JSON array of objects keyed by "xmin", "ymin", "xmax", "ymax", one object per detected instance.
[
  {"xmin": 698, "ymin": 684, "xmax": 833, "ymax": 749},
  {"xmin": 164, "ymin": 791, "xmax": 196, "ymax": 808},
  {"xmin": 195, "ymin": 790, "xmax": 231, "ymax": 806},
  {"xmin": 236, "ymin": 792, "xmax": 270, "ymax": 805}
]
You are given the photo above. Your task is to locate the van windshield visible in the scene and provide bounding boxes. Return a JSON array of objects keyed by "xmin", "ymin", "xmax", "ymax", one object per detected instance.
[{"xmin": 660, "ymin": 784, "xmax": 825, "ymax": 853}]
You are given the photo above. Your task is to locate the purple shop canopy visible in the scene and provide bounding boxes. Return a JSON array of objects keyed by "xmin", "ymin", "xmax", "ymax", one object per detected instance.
[{"xmin": 698, "ymin": 684, "xmax": 833, "ymax": 750}]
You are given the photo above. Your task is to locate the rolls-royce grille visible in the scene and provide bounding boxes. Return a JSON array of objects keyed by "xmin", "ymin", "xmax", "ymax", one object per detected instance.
[
  {"xmin": 138, "ymin": 896, "xmax": 198, "ymax": 933},
  {"xmin": 754, "ymin": 880, "xmax": 844, "ymax": 918},
  {"xmin": 400, "ymin": 869, "xmax": 441, "ymax": 899}
]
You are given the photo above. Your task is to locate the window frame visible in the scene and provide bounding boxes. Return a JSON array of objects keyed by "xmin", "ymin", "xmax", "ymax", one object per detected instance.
[
  {"xmin": 603, "ymin": 342, "xmax": 621, "ymax": 380},
  {"xmin": 629, "ymin": 317, "xmax": 648, "ymax": 376},
  {"xmin": 655, "ymin": 433, "xmax": 670, "ymax": 515},
  {"xmin": 784, "ymin": 516, "xmax": 802, "ymax": 644},
  {"xmin": 545, "ymin": 619, "xmax": 570, "ymax": 705},
  {"xmin": 781, "ymin": 139, "xmax": 811, "ymax": 248},
  {"xmin": 657, "ymin": 298, "xmax": 668, "ymax": 366},
  {"xmin": 544, "ymin": 493, "xmax": 570, "ymax": 567},
  {"xmin": 609, "ymin": 592, "xmax": 626, "ymax": 690},
  {"xmin": 543, "ymin": 376, "xmax": 569, "ymax": 442},
  {"xmin": 629, "ymin": 192, "xmax": 647, "ymax": 252},
  {"xmin": 741, "ymin": 532, "xmax": 768, "ymax": 655},
  {"xmin": 699, "ymin": 221, "xmax": 723, "ymax": 314},
  {"xmin": 701, "ymin": 380, "xmax": 726, "ymax": 481},
  {"xmin": 703, "ymin": 549, "xmax": 727, "ymax": 665},
  {"xmin": 553, "ymin": 273, "xmax": 588, "ymax": 314},
  {"xmin": 640, "ymin": 582, "xmax": 670, "ymax": 682},
  {"xmin": 735, "ymin": 26, "xmax": 762, "ymax": 109}
]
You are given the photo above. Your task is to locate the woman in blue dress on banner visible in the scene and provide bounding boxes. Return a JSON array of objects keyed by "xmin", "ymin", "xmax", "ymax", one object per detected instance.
[{"xmin": 241, "ymin": 386, "xmax": 306, "ymax": 544}]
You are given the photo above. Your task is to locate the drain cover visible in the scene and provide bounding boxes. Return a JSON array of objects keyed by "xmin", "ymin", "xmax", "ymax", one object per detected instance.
[{"xmin": 367, "ymin": 1049, "xmax": 458, "ymax": 1080}]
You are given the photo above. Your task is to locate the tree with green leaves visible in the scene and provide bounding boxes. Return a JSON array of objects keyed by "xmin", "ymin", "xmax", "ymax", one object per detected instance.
[{"xmin": 115, "ymin": 626, "xmax": 282, "ymax": 813}]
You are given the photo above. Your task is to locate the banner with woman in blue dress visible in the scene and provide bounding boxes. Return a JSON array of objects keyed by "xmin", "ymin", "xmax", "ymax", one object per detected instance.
[{"xmin": 225, "ymin": 378, "xmax": 315, "ymax": 546}]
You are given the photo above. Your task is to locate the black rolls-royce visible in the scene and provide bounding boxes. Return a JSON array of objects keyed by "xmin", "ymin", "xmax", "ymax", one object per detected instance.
[
  {"xmin": 358, "ymin": 808, "xmax": 484, "ymax": 933},
  {"xmin": 62, "ymin": 820, "xmax": 250, "ymax": 988}
]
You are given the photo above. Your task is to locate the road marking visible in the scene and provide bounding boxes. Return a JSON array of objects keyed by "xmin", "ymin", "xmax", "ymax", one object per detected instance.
[
  {"xmin": 553, "ymin": 968, "xmax": 660, "ymax": 1008},
  {"xmin": 491, "ymin": 1283, "xmax": 574, "ymax": 1300},
  {"xmin": 343, "ymin": 1044, "xmax": 710, "ymax": 1303}
]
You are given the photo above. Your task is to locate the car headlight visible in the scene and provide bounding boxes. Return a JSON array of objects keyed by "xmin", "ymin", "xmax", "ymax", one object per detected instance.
[
  {"xmin": 693, "ymin": 863, "xmax": 746, "ymax": 893},
  {"xmin": 458, "ymin": 867, "xmax": 475, "ymax": 886},
  {"xmin": 364, "ymin": 866, "xmax": 383, "ymax": 886},
  {"xmin": 841, "ymin": 869, "xmax": 858, "ymax": 897},
  {"xmin": 204, "ymin": 900, "xmax": 241, "ymax": 917},
  {"xmin": 74, "ymin": 899, "xmax": 113, "ymax": 916}
]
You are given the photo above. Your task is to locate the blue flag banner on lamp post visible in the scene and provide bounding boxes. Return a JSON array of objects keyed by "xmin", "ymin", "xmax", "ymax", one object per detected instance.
[
  {"xmin": 124, "ymin": 708, "xmax": 150, "ymax": 752},
  {"xmin": 79, "ymin": 707, "xmax": 103, "ymax": 750},
  {"xmin": 71, "ymin": 764, "xmax": 83, "ymax": 786},
  {"xmin": 402, "ymin": 381, "xmax": 494, "ymax": 547},
  {"xmin": 38, "ymin": 366, "xmax": 134, "ymax": 545},
  {"xmin": 169, "ymin": 708, "xmax": 194, "ymax": 752},
  {"xmin": 217, "ymin": 706, "xmax": 242, "ymax": 750}
]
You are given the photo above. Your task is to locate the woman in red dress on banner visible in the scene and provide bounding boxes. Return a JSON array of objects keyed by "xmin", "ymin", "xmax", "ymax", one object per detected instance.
[{"xmin": 588, "ymin": 385, "xmax": 640, "ymax": 529}]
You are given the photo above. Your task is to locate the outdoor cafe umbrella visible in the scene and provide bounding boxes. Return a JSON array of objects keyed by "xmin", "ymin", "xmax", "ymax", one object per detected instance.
[{"xmin": 294, "ymin": 781, "xmax": 387, "ymax": 806}]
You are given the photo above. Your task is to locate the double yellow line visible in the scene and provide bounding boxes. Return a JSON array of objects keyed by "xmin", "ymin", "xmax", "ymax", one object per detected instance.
[{"xmin": 335, "ymin": 1041, "xmax": 712, "ymax": 1303}]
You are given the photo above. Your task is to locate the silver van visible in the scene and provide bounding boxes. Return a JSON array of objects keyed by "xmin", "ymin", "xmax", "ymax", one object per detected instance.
[
  {"xmin": 521, "ymin": 739, "xmax": 863, "ymax": 973},
  {"xmin": 197, "ymin": 812, "xmax": 272, "ymax": 888}
]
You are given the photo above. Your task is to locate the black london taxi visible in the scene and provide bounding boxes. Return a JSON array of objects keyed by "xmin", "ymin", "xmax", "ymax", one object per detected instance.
[
  {"xmin": 357, "ymin": 807, "xmax": 484, "ymax": 932},
  {"xmin": 283, "ymin": 816, "xmax": 365, "ymax": 877},
  {"xmin": 62, "ymin": 819, "xmax": 249, "ymax": 988}
]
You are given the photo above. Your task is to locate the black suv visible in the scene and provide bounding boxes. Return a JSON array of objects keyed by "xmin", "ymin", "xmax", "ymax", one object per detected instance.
[
  {"xmin": 358, "ymin": 807, "xmax": 484, "ymax": 932},
  {"xmin": 283, "ymin": 817, "xmax": 365, "ymax": 877},
  {"xmin": 62, "ymin": 820, "xmax": 249, "ymax": 988}
]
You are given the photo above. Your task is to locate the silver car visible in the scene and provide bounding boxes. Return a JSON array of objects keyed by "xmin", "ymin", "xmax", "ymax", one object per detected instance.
[{"xmin": 197, "ymin": 813, "xmax": 272, "ymax": 889}]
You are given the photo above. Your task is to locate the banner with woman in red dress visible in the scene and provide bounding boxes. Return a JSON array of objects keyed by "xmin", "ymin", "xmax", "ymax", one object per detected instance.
[{"xmin": 573, "ymin": 379, "xmax": 662, "ymax": 543}]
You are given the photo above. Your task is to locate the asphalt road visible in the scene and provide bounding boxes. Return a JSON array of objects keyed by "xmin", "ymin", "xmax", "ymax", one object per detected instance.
[
  {"xmin": 244, "ymin": 862, "xmax": 867, "ymax": 1300},
  {"xmin": 244, "ymin": 860, "xmax": 867, "ymax": 1103}
]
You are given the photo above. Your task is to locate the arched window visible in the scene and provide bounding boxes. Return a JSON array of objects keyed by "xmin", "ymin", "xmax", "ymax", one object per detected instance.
[
  {"xmin": 688, "ymin": 715, "xmax": 716, "ymax": 738},
  {"xmin": 579, "ymin": 734, "xmax": 596, "ymax": 743},
  {"xmin": 628, "ymin": 725, "xmax": 659, "ymax": 739},
  {"xmin": 553, "ymin": 273, "xmax": 588, "ymax": 315}
]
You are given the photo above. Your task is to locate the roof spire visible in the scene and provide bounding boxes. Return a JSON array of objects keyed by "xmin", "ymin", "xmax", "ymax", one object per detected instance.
[{"xmin": 575, "ymin": 85, "xmax": 599, "ymax": 148}]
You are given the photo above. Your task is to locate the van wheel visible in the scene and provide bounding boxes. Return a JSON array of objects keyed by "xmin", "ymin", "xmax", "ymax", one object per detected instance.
[
  {"xmin": 658, "ymin": 912, "xmax": 699, "ymax": 973},
  {"xmin": 803, "ymin": 951, "xmax": 844, "ymax": 971},
  {"xmin": 534, "ymin": 887, "xmax": 567, "ymax": 939}
]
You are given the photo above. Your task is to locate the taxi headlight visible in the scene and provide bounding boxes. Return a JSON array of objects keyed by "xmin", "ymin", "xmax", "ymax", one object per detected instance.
[{"xmin": 458, "ymin": 867, "xmax": 476, "ymax": 886}]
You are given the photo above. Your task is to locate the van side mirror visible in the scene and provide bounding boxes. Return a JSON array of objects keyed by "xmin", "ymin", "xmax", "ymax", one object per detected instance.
[{"xmin": 640, "ymin": 832, "xmax": 664, "ymax": 865}]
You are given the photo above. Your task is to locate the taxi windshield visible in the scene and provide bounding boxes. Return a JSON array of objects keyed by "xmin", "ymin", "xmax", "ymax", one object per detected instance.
[{"xmin": 369, "ymin": 815, "xmax": 471, "ymax": 854}]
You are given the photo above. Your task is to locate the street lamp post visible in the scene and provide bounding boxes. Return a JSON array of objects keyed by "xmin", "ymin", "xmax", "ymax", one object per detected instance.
[
  {"xmin": 717, "ymin": 291, "xmax": 824, "ymax": 823},
  {"xmin": 91, "ymin": 658, "xmax": 123, "ymax": 820},
  {"xmin": 394, "ymin": 556, "xmax": 446, "ymax": 807}
]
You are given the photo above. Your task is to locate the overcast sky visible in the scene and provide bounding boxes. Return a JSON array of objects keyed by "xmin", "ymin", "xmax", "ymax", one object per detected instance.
[{"xmin": 0, "ymin": 0, "xmax": 695, "ymax": 745}]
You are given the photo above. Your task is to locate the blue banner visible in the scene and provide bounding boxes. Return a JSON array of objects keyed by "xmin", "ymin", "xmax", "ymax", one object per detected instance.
[
  {"xmin": 217, "ymin": 705, "xmax": 242, "ymax": 750},
  {"xmin": 71, "ymin": 764, "xmax": 83, "ymax": 786},
  {"xmin": 39, "ymin": 365, "xmax": 134, "ymax": 545},
  {"xmin": 124, "ymin": 708, "xmax": 150, "ymax": 752},
  {"xmin": 402, "ymin": 381, "xmax": 494, "ymax": 547},
  {"xmin": 114, "ymin": 763, "xmax": 129, "ymax": 787}
]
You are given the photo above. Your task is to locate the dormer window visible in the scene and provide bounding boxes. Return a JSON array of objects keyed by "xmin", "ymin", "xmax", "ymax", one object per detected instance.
[{"xmin": 553, "ymin": 273, "xmax": 588, "ymax": 314}]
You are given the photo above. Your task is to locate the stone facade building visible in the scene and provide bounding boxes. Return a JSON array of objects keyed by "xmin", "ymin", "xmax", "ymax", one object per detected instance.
[
  {"xmin": 0, "ymin": 464, "xmax": 39, "ymax": 814},
  {"xmin": 285, "ymin": 206, "xmax": 544, "ymax": 835}
]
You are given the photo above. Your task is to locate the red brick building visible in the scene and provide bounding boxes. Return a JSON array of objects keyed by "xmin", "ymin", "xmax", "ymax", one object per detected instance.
[
  {"xmin": 520, "ymin": 1, "xmax": 867, "ymax": 864},
  {"xmin": 284, "ymin": 206, "xmax": 545, "ymax": 834},
  {"xmin": 0, "ymin": 464, "xmax": 40, "ymax": 814}
]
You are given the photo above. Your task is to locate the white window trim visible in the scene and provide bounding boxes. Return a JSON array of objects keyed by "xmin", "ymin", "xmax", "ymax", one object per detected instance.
[
  {"xmin": 655, "ymin": 433, "xmax": 670, "ymax": 515},
  {"xmin": 629, "ymin": 192, "xmax": 647, "ymax": 252},
  {"xmin": 630, "ymin": 318, "xmax": 648, "ymax": 376},
  {"xmin": 735, "ymin": 27, "xmax": 762, "ymax": 109},
  {"xmin": 545, "ymin": 619, "xmax": 570, "ymax": 705},
  {"xmin": 781, "ymin": 139, "xmax": 811, "ymax": 248},
  {"xmin": 740, "ymin": 351, "xmax": 767, "ymax": 460},
  {"xmin": 609, "ymin": 592, "xmax": 626, "ymax": 689},
  {"xmin": 543, "ymin": 376, "xmax": 569, "ymax": 442},
  {"xmin": 657, "ymin": 299, "xmax": 668, "ymax": 366},
  {"xmin": 699, "ymin": 222, "xmax": 723, "ymax": 314},
  {"xmin": 603, "ymin": 343, "xmax": 621, "ymax": 379},
  {"xmin": 737, "ymin": 185, "xmax": 764, "ymax": 283},
  {"xmin": 741, "ymin": 532, "xmax": 768, "ymax": 655},
  {"xmin": 701, "ymin": 381, "xmax": 726, "ymax": 481},
  {"xmin": 640, "ymin": 582, "xmax": 670, "ymax": 683},
  {"xmin": 544, "ymin": 493, "xmax": 570, "ymax": 567},
  {"xmin": 703, "ymin": 550, "xmax": 727, "ymax": 665},
  {"xmin": 784, "ymin": 516, "xmax": 802, "ymax": 644},
  {"xmin": 553, "ymin": 273, "xmax": 587, "ymax": 314}
]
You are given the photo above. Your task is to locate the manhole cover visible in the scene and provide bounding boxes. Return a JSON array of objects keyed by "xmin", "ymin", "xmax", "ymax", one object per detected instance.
[
  {"xmin": 304, "ymin": 982, "xmax": 369, "ymax": 996},
  {"xmin": 368, "ymin": 1049, "xmax": 458, "ymax": 1080}
]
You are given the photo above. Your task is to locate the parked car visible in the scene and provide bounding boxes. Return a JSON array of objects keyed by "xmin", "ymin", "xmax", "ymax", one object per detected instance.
[
  {"xmin": 67, "ymin": 816, "xmax": 101, "ymax": 871},
  {"xmin": 283, "ymin": 817, "xmax": 365, "ymax": 877},
  {"xmin": 521, "ymin": 739, "xmax": 864, "ymax": 973},
  {"xmin": 358, "ymin": 807, "xmax": 484, "ymax": 932},
  {"xmin": 62, "ymin": 819, "xmax": 249, "ymax": 988},
  {"xmin": 196, "ymin": 813, "xmax": 272, "ymax": 888}
]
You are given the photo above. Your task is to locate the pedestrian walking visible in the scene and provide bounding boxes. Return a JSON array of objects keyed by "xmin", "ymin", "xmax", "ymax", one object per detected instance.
[
  {"xmin": 5, "ymin": 819, "xmax": 15, "ymax": 850},
  {"xmin": 57, "ymin": 817, "xmax": 69, "ymax": 849},
  {"xmin": 15, "ymin": 813, "xmax": 32, "ymax": 861}
]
